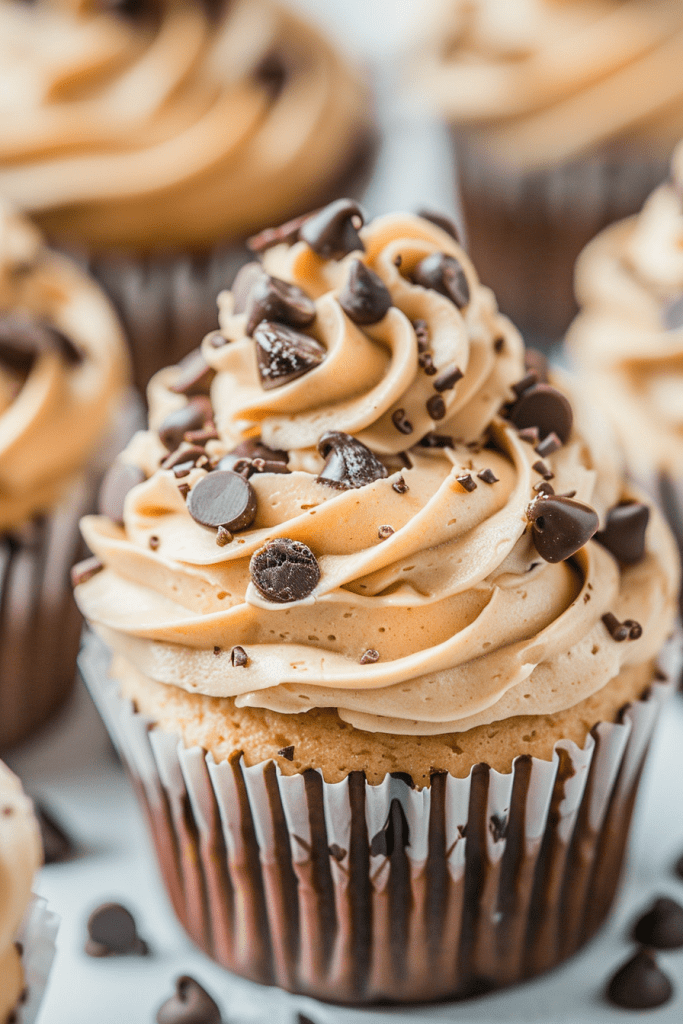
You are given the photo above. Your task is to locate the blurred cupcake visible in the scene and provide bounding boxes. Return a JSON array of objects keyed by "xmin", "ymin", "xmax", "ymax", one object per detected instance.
[
  {"xmin": 0, "ymin": 0, "xmax": 375, "ymax": 391},
  {"xmin": 0, "ymin": 202, "xmax": 128, "ymax": 749},
  {"xmin": 1, "ymin": 761, "xmax": 58, "ymax": 1024},
  {"xmin": 75, "ymin": 203, "xmax": 678, "ymax": 1002},
  {"xmin": 416, "ymin": 0, "xmax": 683, "ymax": 343}
]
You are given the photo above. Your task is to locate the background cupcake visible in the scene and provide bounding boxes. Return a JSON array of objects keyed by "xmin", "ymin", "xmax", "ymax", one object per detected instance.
[
  {"xmin": 415, "ymin": 0, "xmax": 683, "ymax": 344},
  {"xmin": 0, "ymin": 202, "xmax": 128, "ymax": 750},
  {"xmin": 0, "ymin": 0, "xmax": 375, "ymax": 391},
  {"xmin": 75, "ymin": 204, "xmax": 678, "ymax": 1002}
]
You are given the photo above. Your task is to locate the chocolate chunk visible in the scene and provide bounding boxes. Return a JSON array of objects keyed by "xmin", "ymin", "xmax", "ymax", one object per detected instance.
[
  {"xmin": 534, "ymin": 481, "xmax": 555, "ymax": 496},
  {"xmin": 35, "ymin": 801, "xmax": 77, "ymax": 864},
  {"xmin": 245, "ymin": 274, "xmax": 316, "ymax": 336},
  {"xmin": 527, "ymin": 495, "xmax": 599, "ymax": 563},
  {"xmin": 392, "ymin": 475, "xmax": 409, "ymax": 493},
  {"xmin": 159, "ymin": 397, "xmax": 213, "ymax": 452},
  {"xmin": 378, "ymin": 525, "xmax": 394, "ymax": 539},
  {"xmin": 411, "ymin": 253, "xmax": 470, "ymax": 309},
  {"xmin": 508, "ymin": 384, "xmax": 573, "ymax": 445},
  {"xmin": 231, "ymin": 646, "xmax": 248, "ymax": 667},
  {"xmin": 156, "ymin": 976, "xmax": 221, "ymax": 1024},
  {"xmin": 456, "ymin": 473, "xmax": 477, "ymax": 492},
  {"xmin": 524, "ymin": 348, "xmax": 549, "ymax": 383},
  {"xmin": 278, "ymin": 745, "xmax": 294, "ymax": 760},
  {"xmin": 606, "ymin": 950, "xmax": 673, "ymax": 1010},
  {"xmin": 392, "ymin": 408, "xmax": 413, "ymax": 434},
  {"xmin": 299, "ymin": 199, "xmax": 365, "ymax": 260},
  {"xmin": 170, "ymin": 349, "xmax": 215, "ymax": 397},
  {"xmin": 426, "ymin": 394, "xmax": 446, "ymax": 420},
  {"xmin": 338, "ymin": 259, "xmax": 392, "ymax": 325},
  {"xmin": 98, "ymin": 461, "xmax": 146, "ymax": 524},
  {"xmin": 634, "ymin": 897, "xmax": 683, "ymax": 949},
  {"xmin": 535, "ymin": 432, "xmax": 562, "ymax": 458},
  {"xmin": 434, "ymin": 364, "xmax": 463, "ymax": 392},
  {"xmin": 250, "ymin": 538, "xmax": 320, "ymax": 603},
  {"xmin": 360, "ymin": 649, "xmax": 379, "ymax": 664},
  {"xmin": 418, "ymin": 351, "xmax": 437, "ymax": 374},
  {"xmin": 596, "ymin": 502, "xmax": 650, "ymax": 565},
  {"xmin": 85, "ymin": 903, "xmax": 148, "ymax": 957},
  {"xmin": 247, "ymin": 210, "xmax": 315, "ymax": 253},
  {"xmin": 602, "ymin": 613, "xmax": 642, "ymax": 641},
  {"xmin": 188, "ymin": 471, "xmax": 256, "ymax": 533},
  {"xmin": 317, "ymin": 431, "xmax": 388, "ymax": 489},
  {"xmin": 71, "ymin": 556, "xmax": 104, "ymax": 588},
  {"xmin": 217, "ymin": 438, "xmax": 288, "ymax": 473},
  {"xmin": 148, "ymin": 535, "xmax": 160, "ymax": 550},
  {"xmin": 477, "ymin": 468, "xmax": 499, "ymax": 484},
  {"xmin": 254, "ymin": 322, "xmax": 325, "ymax": 389},
  {"xmin": 417, "ymin": 209, "xmax": 460, "ymax": 242}
]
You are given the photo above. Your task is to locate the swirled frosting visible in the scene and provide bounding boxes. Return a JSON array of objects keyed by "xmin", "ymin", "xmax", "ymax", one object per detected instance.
[
  {"xmin": 416, "ymin": 0, "xmax": 683, "ymax": 168},
  {"xmin": 74, "ymin": 209, "xmax": 678, "ymax": 735},
  {"xmin": 0, "ymin": 0, "xmax": 371, "ymax": 251},
  {"xmin": 0, "ymin": 761, "xmax": 42, "ymax": 1024},
  {"xmin": 0, "ymin": 202, "xmax": 128, "ymax": 531},
  {"xmin": 568, "ymin": 142, "xmax": 683, "ymax": 478}
]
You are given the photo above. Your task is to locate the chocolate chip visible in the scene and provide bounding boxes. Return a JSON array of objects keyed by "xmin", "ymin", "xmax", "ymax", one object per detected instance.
[
  {"xmin": 35, "ymin": 801, "xmax": 77, "ymax": 864},
  {"xmin": 278, "ymin": 745, "xmax": 294, "ymax": 760},
  {"xmin": 217, "ymin": 438, "xmax": 288, "ymax": 473},
  {"xmin": 477, "ymin": 468, "xmax": 498, "ymax": 484},
  {"xmin": 299, "ymin": 199, "xmax": 365, "ymax": 260},
  {"xmin": 535, "ymin": 432, "xmax": 562, "ymax": 458},
  {"xmin": 360, "ymin": 649, "xmax": 379, "ymax": 664},
  {"xmin": 156, "ymin": 976, "xmax": 221, "ymax": 1024},
  {"xmin": 517, "ymin": 427, "xmax": 540, "ymax": 445},
  {"xmin": 392, "ymin": 475, "xmax": 409, "ymax": 493},
  {"xmin": 417, "ymin": 209, "xmax": 460, "ymax": 242},
  {"xmin": 418, "ymin": 351, "xmax": 437, "ymax": 374},
  {"xmin": 411, "ymin": 253, "xmax": 470, "ymax": 308},
  {"xmin": 338, "ymin": 259, "xmax": 392, "ymax": 325},
  {"xmin": 148, "ymin": 535, "xmax": 160, "ymax": 550},
  {"xmin": 413, "ymin": 319, "xmax": 430, "ymax": 351},
  {"xmin": 231, "ymin": 646, "xmax": 248, "ymax": 667},
  {"xmin": 71, "ymin": 556, "xmax": 104, "ymax": 588},
  {"xmin": 316, "ymin": 431, "xmax": 388, "ymax": 489},
  {"xmin": 532, "ymin": 460, "xmax": 553, "ymax": 480},
  {"xmin": 188, "ymin": 471, "xmax": 256, "ymax": 533},
  {"xmin": 602, "ymin": 613, "xmax": 642, "ymax": 641},
  {"xmin": 159, "ymin": 397, "xmax": 213, "ymax": 452},
  {"xmin": 250, "ymin": 538, "xmax": 320, "ymax": 603},
  {"xmin": 85, "ymin": 903, "xmax": 148, "ymax": 957},
  {"xmin": 596, "ymin": 502, "xmax": 650, "ymax": 565},
  {"xmin": 606, "ymin": 950, "xmax": 672, "ymax": 1010},
  {"xmin": 534, "ymin": 481, "xmax": 555, "ymax": 496},
  {"xmin": 254, "ymin": 322, "xmax": 325, "ymax": 389},
  {"xmin": 633, "ymin": 897, "xmax": 683, "ymax": 949},
  {"xmin": 178, "ymin": 483, "xmax": 190, "ymax": 498},
  {"xmin": 231, "ymin": 261, "xmax": 264, "ymax": 314},
  {"xmin": 213, "ymin": 646, "xmax": 221, "ymax": 656},
  {"xmin": 456, "ymin": 473, "xmax": 477, "ymax": 492},
  {"xmin": 170, "ymin": 349, "xmax": 215, "ymax": 397},
  {"xmin": 508, "ymin": 384, "xmax": 573, "ymax": 445},
  {"xmin": 426, "ymin": 394, "xmax": 446, "ymax": 420},
  {"xmin": 161, "ymin": 446, "xmax": 206, "ymax": 472},
  {"xmin": 216, "ymin": 526, "xmax": 232, "ymax": 545},
  {"xmin": 419, "ymin": 432, "xmax": 454, "ymax": 448},
  {"xmin": 527, "ymin": 495, "xmax": 599, "ymax": 563},
  {"xmin": 434, "ymin": 364, "xmax": 463, "ymax": 392},
  {"xmin": 245, "ymin": 274, "xmax": 316, "ymax": 336},
  {"xmin": 391, "ymin": 408, "xmax": 413, "ymax": 434},
  {"xmin": 378, "ymin": 525, "xmax": 394, "ymax": 539},
  {"xmin": 247, "ymin": 210, "xmax": 315, "ymax": 253}
]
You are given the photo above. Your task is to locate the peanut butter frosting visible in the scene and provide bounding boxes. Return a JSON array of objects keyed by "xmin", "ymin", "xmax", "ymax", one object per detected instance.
[
  {"xmin": 0, "ymin": 202, "xmax": 128, "ymax": 531},
  {"xmin": 416, "ymin": 0, "xmax": 683, "ymax": 168},
  {"xmin": 74, "ymin": 206, "xmax": 679, "ymax": 735},
  {"xmin": 0, "ymin": 761, "xmax": 42, "ymax": 1024},
  {"xmin": 0, "ymin": 0, "xmax": 371, "ymax": 252},
  {"xmin": 568, "ymin": 143, "xmax": 683, "ymax": 479}
]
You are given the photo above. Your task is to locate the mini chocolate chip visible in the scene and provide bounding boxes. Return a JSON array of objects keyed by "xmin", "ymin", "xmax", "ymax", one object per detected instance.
[
  {"xmin": 419, "ymin": 432, "xmax": 454, "ymax": 448},
  {"xmin": 527, "ymin": 495, "xmax": 599, "ymax": 563},
  {"xmin": 417, "ymin": 209, "xmax": 460, "ymax": 242},
  {"xmin": 159, "ymin": 397, "xmax": 213, "ymax": 451},
  {"xmin": 534, "ymin": 481, "xmax": 555, "ymax": 495},
  {"xmin": 494, "ymin": 336, "xmax": 505, "ymax": 353},
  {"xmin": 245, "ymin": 273, "xmax": 316, "ymax": 336},
  {"xmin": 535, "ymin": 432, "xmax": 562, "ymax": 458},
  {"xmin": 378, "ymin": 525, "xmax": 394, "ymax": 539},
  {"xmin": 247, "ymin": 210, "xmax": 315, "ymax": 253},
  {"xmin": 606, "ymin": 950, "xmax": 672, "ymax": 1010},
  {"xmin": 426, "ymin": 394, "xmax": 446, "ymax": 420},
  {"xmin": 188, "ymin": 471, "xmax": 256, "ymax": 532},
  {"xmin": 231, "ymin": 646, "xmax": 248, "ymax": 667},
  {"xmin": 71, "ymin": 557, "xmax": 104, "ymax": 588},
  {"xmin": 278, "ymin": 745, "xmax": 294, "ymax": 760},
  {"xmin": 214, "ymin": 646, "xmax": 221, "ymax": 656},
  {"xmin": 532, "ymin": 460, "xmax": 553, "ymax": 480},
  {"xmin": 317, "ymin": 431, "xmax": 388, "ymax": 489},
  {"xmin": 634, "ymin": 897, "xmax": 683, "ymax": 949},
  {"xmin": 477, "ymin": 468, "xmax": 499, "ymax": 484},
  {"xmin": 434, "ymin": 364, "xmax": 463, "ymax": 392},
  {"xmin": 596, "ymin": 502, "xmax": 650, "ymax": 564},
  {"xmin": 250, "ymin": 538, "xmax": 320, "ymax": 603},
  {"xmin": 392, "ymin": 408, "xmax": 413, "ymax": 434},
  {"xmin": 411, "ymin": 253, "xmax": 470, "ymax": 308},
  {"xmin": 360, "ymin": 649, "xmax": 379, "ymax": 664},
  {"xmin": 231, "ymin": 261, "xmax": 264, "ymax": 313},
  {"xmin": 456, "ymin": 473, "xmax": 477, "ymax": 492},
  {"xmin": 217, "ymin": 438, "xmax": 288, "ymax": 472},
  {"xmin": 508, "ymin": 384, "xmax": 573, "ymax": 444},
  {"xmin": 418, "ymin": 351, "xmax": 437, "ymax": 374},
  {"xmin": 170, "ymin": 349, "xmax": 215, "ymax": 397},
  {"xmin": 216, "ymin": 526, "xmax": 232, "ymax": 546},
  {"xmin": 156, "ymin": 976, "xmax": 221, "ymax": 1024},
  {"xmin": 392, "ymin": 475, "xmax": 409, "ymax": 493},
  {"xmin": 602, "ymin": 613, "xmax": 642, "ymax": 641},
  {"xmin": 413, "ymin": 319, "xmax": 429, "ymax": 351},
  {"xmin": 85, "ymin": 903, "xmax": 148, "ymax": 957},
  {"xmin": 338, "ymin": 259, "xmax": 392, "ymax": 325},
  {"xmin": 299, "ymin": 199, "xmax": 365, "ymax": 260},
  {"xmin": 35, "ymin": 802, "xmax": 77, "ymax": 864},
  {"xmin": 254, "ymin": 322, "xmax": 325, "ymax": 389},
  {"xmin": 148, "ymin": 535, "xmax": 160, "ymax": 550},
  {"xmin": 525, "ymin": 348, "xmax": 549, "ymax": 383}
]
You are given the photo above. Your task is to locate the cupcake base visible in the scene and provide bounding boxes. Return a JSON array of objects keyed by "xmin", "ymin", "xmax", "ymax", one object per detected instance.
[{"xmin": 80, "ymin": 631, "xmax": 672, "ymax": 1005}]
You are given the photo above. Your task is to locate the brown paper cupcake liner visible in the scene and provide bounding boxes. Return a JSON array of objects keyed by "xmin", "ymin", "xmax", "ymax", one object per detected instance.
[{"xmin": 80, "ymin": 629, "xmax": 673, "ymax": 1005}]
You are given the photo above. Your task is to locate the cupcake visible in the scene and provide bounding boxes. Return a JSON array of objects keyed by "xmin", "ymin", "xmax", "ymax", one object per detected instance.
[
  {"xmin": 0, "ymin": 201, "xmax": 128, "ymax": 749},
  {"xmin": 1, "ymin": 761, "xmax": 58, "ymax": 1024},
  {"xmin": 75, "ymin": 202, "xmax": 678, "ymax": 1002},
  {"xmin": 0, "ymin": 0, "xmax": 375, "ymax": 391},
  {"xmin": 415, "ymin": 0, "xmax": 683, "ymax": 343}
]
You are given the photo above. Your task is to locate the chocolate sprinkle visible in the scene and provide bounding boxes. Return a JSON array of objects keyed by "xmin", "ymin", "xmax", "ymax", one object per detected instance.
[
  {"xmin": 411, "ymin": 253, "xmax": 470, "ymax": 308},
  {"xmin": 254, "ymin": 321, "xmax": 325, "ymax": 389},
  {"xmin": 35, "ymin": 801, "xmax": 77, "ymax": 864},
  {"xmin": 417, "ymin": 209, "xmax": 460, "ymax": 242},
  {"xmin": 231, "ymin": 646, "xmax": 248, "ymax": 668},
  {"xmin": 477, "ymin": 468, "xmax": 499, "ymax": 484},
  {"xmin": 426, "ymin": 394, "xmax": 446, "ymax": 420},
  {"xmin": 188, "ymin": 471, "xmax": 256, "ymax": 533},
  {"xmin": 85, "ymin": 903, "xmax": 148, "ymax": 957},
  {"xmin": 606, "ymin": 950, "xmax": 673, "ymax": 1010},
  {"xmin": 159, "ymin": 397, "xmax": 213, "ymax": 452},
  {"xmin": 602, "ymin": 613, "xmax": 642, "ymax": 641},
  {"xmin": 392, "ymin": 476, "xmax": 409, "ymax": 494},
  {"xmin": 338, "ymin": 259, "xmax": 392, "ymax": 325},
  {"xmin": 413, "ymin": 319, "xmax": 429, "ymax": 351},
  {"xmin": 70, "ymin": 556, "xmax": 104, "ymax": 588},
  {"xmin": 360, "ymin": 649, "xmax": 380, "ymax": 664},
  {"xmin": 317, "ymin": 431, "xmax": 387, "ymax": 489},
  {"xmin": 299, "ymin": 199, "xmax": 365, "ymax": 260},
  {"xmin": 456, "ymin": 474, "xmax": 477, "ymax": 492},
  {"xmin": 245, "ymin": 273, "xmax": 316, "ymax": 337},
  {"xmin": 633, "ymin": 897, "xmax": 683, "ymax": 949},
  {"xmin": 508, "ymin": 384, "xmax": 573, "ymax": 445},
  {"xmin": 250, "ymin": 538, "xmax": 320, "ymax": 603},
  {"xmin": 418, "ymin": 351, "xmax": 437, "ymax": 374},
  {"xmin": 156, "ymin": 976, "xmax": 221, "ymax": 1024},
  {"xmin": 527, "ymin": 495, "xmax": 599, "ymax": 563},
  {"xmin": 391, "ymin": 408, "xmax": 413, "ymax": 435},
  {"xmin": 596, "ymin": 502, "xmax": 650, "ymax": 565},
  {"xmin": 278, "ymin": 746, "xmax": 294, "ymax": 761},
  {"xmin": 170, "ymin": 349, "xmax": 215, "ymax": 397},
  {"xmin": 434, "ymin": 364, "xmax": 463, "ymax": 392}
]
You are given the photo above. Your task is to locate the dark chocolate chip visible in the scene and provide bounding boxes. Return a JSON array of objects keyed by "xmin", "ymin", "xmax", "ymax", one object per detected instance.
[
  {"xmin": 254, "ymin": 322, "xmax": 325, "ymax": 389},
  {"xmin": 35, "ymin": 801, "xmax": 77, "ymax": 864},
  {"xmin": 634, "ymin": 897, "xmax": 683, "ymax": 949},
  {"xmin": 161, "ymin": 445, "xmax": 206, "ymax": 471},
  {"xmin": 534, "ymin": 481, "xmax": 555, "ymax": 496},
  {"xmin": 159, "ymin": 397, "xmax": 213, "ymax": 452},
  {"xmin": 418, "ymin": 351, "xmax": 437, "ymax": 374},
  {"xmin": 156, "ymin": 976, "xmax": 221, "ymax": 1024},
  {"xmin": 434, "ymin": 364, "xmax": 463, "ymax": 392},
  {"xmin": 188, "ymin": 471, "xmax": 256, "ymax": 532},
  {"xmin": 378, "ymin": 525, "xmax": 395, "ymax": 539},
  {"xmin": 250, "ymin": 538, "xmax": 320, "ymax": 603},
  {"xmin": 231, "ymin": 646, "xmax": 248, "ymax": 667},
  {"xmin": 338, "ymin": 259, "xmax": 392, "ymax": 325},
  {"xmin": 456, "ymin": 474, "xmax": 477, "ymax": 492},
  {"xmin": 512, "ymin": 372, "xmax": 539, "ymax": 398},
  {"xmin": 360, "ymin": 649, "xmax": 379, "ymax": 664},
  {"xmin": 508, "ymin": 384, "xmax": 573, "ymax": 445},
  {"xmin": 98, "ymin": 461, "xmax": 146, "ymax": 524},
  {"xmin": 532, "ymin": 460, "xmax": 553, "ymax": 480},
  {"xmin": 417, "ymin": 209, "xmax": 460, "ymax": 242},
  {"xmin": 148, "ymin": 535, "xmax": 160, "ymax": 550},
  {"xmin": 70, "ymin": 556, "xmax": 104, "ymax": 588},
  {"xmin": 606, "ymin": 950, "xmax": 673, "ymax": 1010},
  {"xmin": 392, "ymin": 475, "xmax": 409, "ymax": 493},
  {"xmin": 85, "ymin": 903, "xmax": 148, "ymax": 957},
  {"xmin": 170, "ymin": 349, "xmax": 215, "ymax": 397},
  {"xmin": 426, "ymin": 394, "xmax": 446, "ymax": 420},
  {"xmin": 391, "ymin": 408, "xmax": 413, "ymax": 434},
  {"xmin": 596, "ymin": 502, "xmax": 650, "ymax": 565},
  {"xmin": 247, "ymin": 210, "xmax": 315, "ymax": 253},
  {"xmin": 535, "ymin": 432, "xmax": 562, "ymax": 458},
  {"xmin": 316, "ymin": 431, "xmax": 388, "ymax": 489},
  {"xmin": 216, "ymin": 525, "xmax": 232, "ymax": 546},
  {"xmin": 178, "ymin": 483, "xmax": 190, "ymax": 498},
  {"xmin": 477, "ymin": 468, "xmax": 499, "ymax": 484},
  {"xmin": 245, "ymin": 274, "xmax": 316, "ymax": 336},
  {"xmin": 411, "ymin": 253, "xmax": 470, "ymax": 308},
  {"xmin": 213, "ymin": 646, "xmax": 221, "ymax": 656},
  {"xmin": 517, "ymin": 426, "xmax": 540, "ymax": 446},
  {"xmin": 278, "ymin": 745, "xmax": 294, "ymax": 760},
  {"xmin": 231, "ymin": 261, "xmax": 264, "ymax": 314},
  {"xmin": 602, "ymin": 613, "xmax": 642, "ymax": 641},
  {"xmin": 527, "ymin": 495, "xmax": 599, "ymax": 563},
  {"xmin": 217, "ymin": 438, "xmax": 288, "ymax": 473},
  {"xmin": 299, "ymin": 199, "xmax": 365, "ymax": 260}
]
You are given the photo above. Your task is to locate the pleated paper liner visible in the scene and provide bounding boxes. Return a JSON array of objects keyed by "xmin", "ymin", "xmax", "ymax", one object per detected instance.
[
  {"xmin": 80, "ymin": 629, "xmax": 673, "ymax": 1005},
  {"xmin": 13, "ymin": 895, "xmax": 59, "ymax": 1024}
]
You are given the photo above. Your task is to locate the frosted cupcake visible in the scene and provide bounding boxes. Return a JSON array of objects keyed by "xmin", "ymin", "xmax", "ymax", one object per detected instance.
[
  {"xmin": 75, "ymin": 203, "xmax": 678, "ymax": 1002},
  {"xmin": 0, "ymin": 202, "xmax": 128, "ymax": 749},
  {"xmin": 0, "ymin": 0, "xmax": 374, "ymax": 390},
  {"xmin": 415, "ymin": 0, "xmax": 683, "ymax": 342}
]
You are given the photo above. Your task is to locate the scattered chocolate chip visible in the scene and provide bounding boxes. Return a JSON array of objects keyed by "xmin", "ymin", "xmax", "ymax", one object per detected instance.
[
  {"xmin": 417, "ymin": 209, "xmax": 460, "ymax": 242},
  {"xmin": 378, "ymin": 525, "xmax": 395, "ymax": 539},
  {"xmin": 338, "ymin": 259, "xmax": 392, "ymax": 325},
  {"xmin": 477, "ymin": 468, "xmax": 499, "ymax": 484},
  {"xmin": 159, "ymin": 397, "xmax": 213, "ymax": 452},
  {"xmin": 231, "ymin": 646, "xmax": 248, "ymax": 667},
  {"xmin": 419, "ymin": 432, "xmax": 454, "ymax": 448},
  {"xmin": 245, "ymin": 273, "xmax": 316, "ymax": 336},
  {"xmin": 170, "ymin": 349, "xmax": 215, "ymax": 397},
  {"xmin": 231, "ymin": 262, "xmax": 264, "ymax": 314},
  {"xmin": 602, "ymin": 613, "xmax": 642, "ymax": 641},
  {"xmin": 254, "ymin": 322, "xmax": 325, "ymax": 389},
  {"xmin": 606, "ymin": 949, "xmax": 673, "ymax": 1010},
  {"xmin": 250, "ymin": 538, "xmax": 320, "ymax": 603},
  {"xmin": 216, "ymin": 526, "xmax": 232, "ymax": 546},
  {"xmin": 392, "ymin": 408, "xmax": 413, "ymax": 435},
  {"xmin": 329, "ymin": 843, "xmax": 346, "ymax": 861},
  {"xmin": 508, "ymin": 384, "xmax": 573, "ymax": 445},
  {"xmin": 392, "ymin": 476, "xmax": 409, "ymax": 493},
  {"xmin": 411, "ymin": 253, "xmax": 470, "ymax": 308},
  {"xmin": 532, "ymin": 460, "xmax": 553, "ymax": 480},
  {"xmin": 456, "ymin": 474, "xmax": 477, "ymax": 492},
  {"xmin": 413, "ymin": 319, "xmax": 430, "ymax": 351},
  {"xmin": 517, "ymin": 426, "xmax": 540, "ymax": 445},
  {"xmin": 360, "ymin": 649, "xmax": 379, "ymax": 664},
  {"xmin": 213, "ymin": 646, "xmax": 221, "ymax": 656},
  {"xmin": 188, "ymin": 471, "xmax": 256, "ymax": 533},
  {"xmin": 70, "ymin": 556, "xmax": 104, "ymax": 588},
  {"xmin": 278, "ymin": 745, "xmax": 294, "ymax": 761},
  {"xmin": 535, "ymin": 432, "xmax": 562, "ymax": 458},
  {"xmin": 217, "ymin": 438, "xmax": 288, "ymax": 473},
  {"xmin": 35, "ymin": 801, "xmax": 77, "ymax": 864},
  {"xmin": 418, "ymin": 351, "xmax": 437, "ymax": 374},
  {"xmin": 85, "ymin": 903, "xmax": 148, "ymax": 957},
  {"xmin": 527, "ymin": 495, "xmax": 599, "ymax": 563},
  {"xmin": 148, "ymin": 535, "xmax": 160, "ymax": 550},
  {"xmin": 427, "ymin": 394, "xmax": 446, "ymax": 420},
  {"xmin": 299, "ymin": 199, "xmax": 365, "ymax": 260},
  {"xmin": 634, "ymin": 897, "xmax": 683, "ymax": 949},
  {"xmin": 434, "ymin": 364, "xmax": 463, "ymax": 393},
  {"xmin": 316, "ymin": 431, "xmax": 388, "ymax": 489},
  {"xmin": 247, "ymin": 210, "xmax": 315, "ymax": 253},
  {"xmin": 596, "ymin": 502, "xmax": 650, "ymax": 565},
  {"xmin": 534, "ymin": 481, "xmax": 555, "ymax": 496},
  {"xmin": 156, "ymin": 975, "xmax": 221, "ymax": 1024},
  {"xmin": 524, "ymin": 348, "xmax": 549, "ymax": 383}
]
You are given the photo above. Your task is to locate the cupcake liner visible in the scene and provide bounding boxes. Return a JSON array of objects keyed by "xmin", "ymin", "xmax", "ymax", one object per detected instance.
[
  {"xmin": 13, "ymin": 895, "xmax": 59, "ymax": 1024},
  {"xmin": 80, "ymin": 629, "xmax": 673, "ymax": 1004}
]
